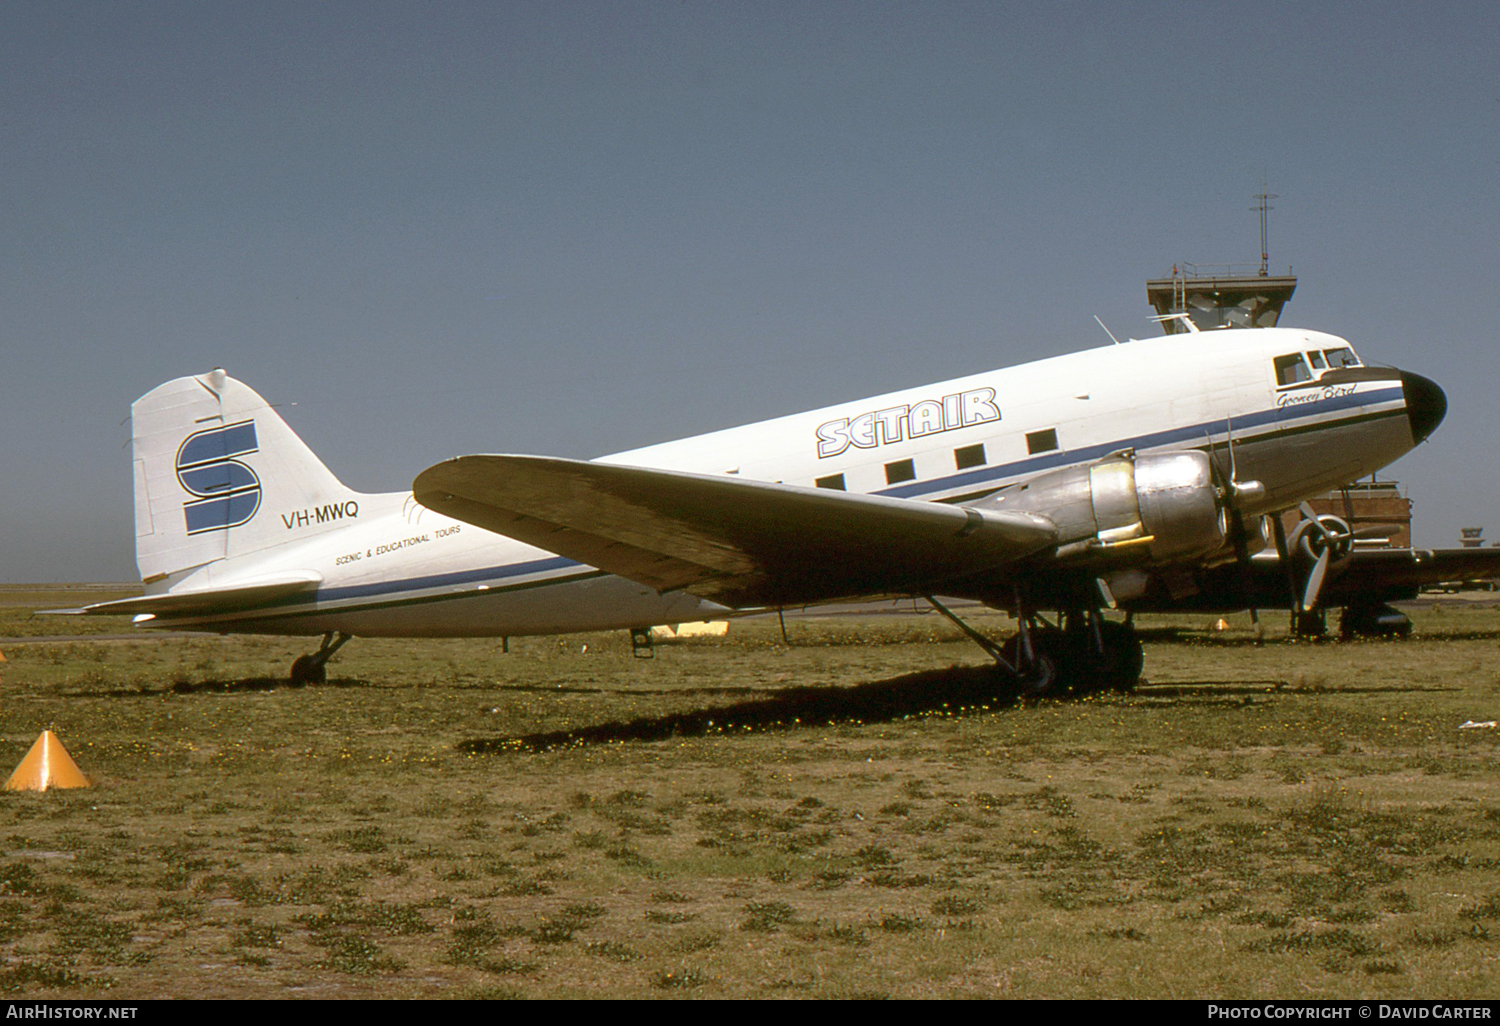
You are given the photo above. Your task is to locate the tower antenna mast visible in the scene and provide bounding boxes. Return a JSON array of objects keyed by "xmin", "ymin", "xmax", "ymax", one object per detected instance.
[{"xmin": 1252, "ymin": 178, "xmax": 1277, "ymax": 277}]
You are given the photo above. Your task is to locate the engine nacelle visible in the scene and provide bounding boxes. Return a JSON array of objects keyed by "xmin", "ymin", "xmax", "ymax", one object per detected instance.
[{"xmin": 974, "ymin": 451, "xmax": 1226, "ymax": 565}]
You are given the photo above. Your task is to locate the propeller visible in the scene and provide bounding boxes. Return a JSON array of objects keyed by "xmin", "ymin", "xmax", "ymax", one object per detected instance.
[
  {"xmin": 1293, "ymin": 504, "xmax": 1344, "ymax": 612},
  {"xmin": 1287, "ymin": 506, "xmax": 1404, "ymax": 614},
  {"xmin": 1206, "ymin": 420, "xmax": 1267, "ymax": 627}
]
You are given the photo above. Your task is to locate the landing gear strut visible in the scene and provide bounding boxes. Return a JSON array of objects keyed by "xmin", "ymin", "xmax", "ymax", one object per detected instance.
[
  {"xmin": 289, "ymin": 632, "xmax": 351, "ymax": 686},
  {"xmin": 925, "ymin": 597, "xmax": 1142, "ymax": 698}
]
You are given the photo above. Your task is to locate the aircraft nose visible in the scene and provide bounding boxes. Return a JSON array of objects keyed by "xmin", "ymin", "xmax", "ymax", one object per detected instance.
[{"xmin": 1401, "ymin": 371, "xmax": 1447, "ymax": 445}]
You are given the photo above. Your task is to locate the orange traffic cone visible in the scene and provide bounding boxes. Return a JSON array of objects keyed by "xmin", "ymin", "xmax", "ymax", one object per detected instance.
[{"xmin": 5, "ymin": 730, "xmax": 91, "ymax": 791}]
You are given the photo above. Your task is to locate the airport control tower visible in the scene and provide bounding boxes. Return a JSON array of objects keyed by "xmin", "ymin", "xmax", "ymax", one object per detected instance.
[
  {"xmin": 1145, "ymin": 265, "xmax": 1297, "ymax": 333},
  {"xmin": 1146, "ymin": 188, "xmax": 1297, "ymax": 333}
]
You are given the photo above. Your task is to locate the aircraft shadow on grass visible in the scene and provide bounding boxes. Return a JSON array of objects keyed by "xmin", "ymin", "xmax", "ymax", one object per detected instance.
[
  {"xmin": 69, "ymin": 669, "xmax": 1454, "ymax": 745},
  {"xmin": 463, "ymin": 671, "xmax": 1460, "ymax": 753},
  {"xmin": 462, "ymin": 664, "xmax": 1024, "ymax": 754},
  {"xmin": 67, "ymin": 677, "xmax": 376, "ymax": 698},
  {"xmin": 166, "ymin": 677, "xmax": 373, "ymax": 695}
]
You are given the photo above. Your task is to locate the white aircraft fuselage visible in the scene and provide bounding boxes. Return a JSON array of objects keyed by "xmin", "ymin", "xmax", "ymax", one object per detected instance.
[{"xmin": 93, "ymin": 327, "xmax": 1445, "ymax": 651}]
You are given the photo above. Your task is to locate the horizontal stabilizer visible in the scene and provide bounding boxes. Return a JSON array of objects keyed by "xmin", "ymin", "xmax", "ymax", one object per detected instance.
[
  {"xmin": 46, "ymin": 571, "xmax": 323, "ymax": 618},
  {"xmin": 414, "ymin": 455, "xmax": 1057, "ymax": 607}
]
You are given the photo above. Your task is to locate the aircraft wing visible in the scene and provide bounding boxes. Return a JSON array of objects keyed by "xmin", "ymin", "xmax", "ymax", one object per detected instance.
[
  {"xmin": 414, "ymin": 455, "xmax": 1058, "ymax": 608},
  {"xmin": 1121, "ymin": 547, "xmax": 1500, "ymax": 614},
  {"xmin": 1318, "ymin": 547, "xmax": 1500, "ymax": 596}
]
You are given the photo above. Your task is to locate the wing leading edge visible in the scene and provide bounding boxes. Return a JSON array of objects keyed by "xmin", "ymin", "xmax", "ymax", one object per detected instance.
[{"xmin": 413, "ymin": 456, "xmax": 1058, "ymax": 608}]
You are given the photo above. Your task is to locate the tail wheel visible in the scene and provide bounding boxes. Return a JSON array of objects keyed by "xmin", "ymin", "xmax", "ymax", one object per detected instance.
[{"xmin": 289, "ymin": 655, "xmax": 326, "ymax": 687}]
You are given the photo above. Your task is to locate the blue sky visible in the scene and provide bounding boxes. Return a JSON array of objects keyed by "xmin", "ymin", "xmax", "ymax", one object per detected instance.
[{"xmin": 3, "ymin": 1, "xmax": 1497, "ymax": 580}]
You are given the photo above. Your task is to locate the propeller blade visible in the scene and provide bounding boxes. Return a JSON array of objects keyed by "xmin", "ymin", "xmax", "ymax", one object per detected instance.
[
  {"xmin": 1205, "ymin": 431, "xmax": 1228, "ymax": 490},
  {"xmin": 1298, "ymin": 503, "xmax": 1329, "ymax": 539},
  {"xmin": 1226, "ymin": 509, "xmax": 1262, "ymax": 626},
  {"xmin": 1230, "ymin": 510, "xmax": 1252, "ymax": 608},
  {"xmin": 1271, "ymin": 514, "xmax": 1301, "ymax": 632},
  {"xmin": 1271, "ymin": 514, "xmax": 1291, "ymax": 561},
  {"xmin": 1302, "ymin": 547, "xmax": 1331, "ymax": 612}
]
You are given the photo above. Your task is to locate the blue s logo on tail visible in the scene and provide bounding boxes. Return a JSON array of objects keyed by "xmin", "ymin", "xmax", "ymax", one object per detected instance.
[{"xmin": 176, "ymin": 421, "xmax": 261, "ymax": 534}]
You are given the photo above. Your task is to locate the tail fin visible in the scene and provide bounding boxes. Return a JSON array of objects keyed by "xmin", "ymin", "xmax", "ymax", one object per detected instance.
[{"xmin": 131, "ymin": 369, "xmax": 369, "ymax": 583}]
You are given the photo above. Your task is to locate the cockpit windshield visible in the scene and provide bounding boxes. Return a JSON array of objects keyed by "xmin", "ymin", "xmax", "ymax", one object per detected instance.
[
  {"xmin": 1275, "ymin": 346, "xmax": 1363, "ymax": 387},
  {"xmin": 1274, "ymin": 354, "xmax": 1312, "ymax": 387}
]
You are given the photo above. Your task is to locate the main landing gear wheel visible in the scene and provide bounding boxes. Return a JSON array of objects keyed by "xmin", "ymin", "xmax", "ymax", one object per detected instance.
[
  {"xmin": 1088, "ymin": 620, "xmax": 1143, "ymax": 694},
  {"xmin": 288, "ymin": 632, "xmax": 351, "ymax": 687},
  {"xmin": 922, "ymin": 596, "xmax": 1138, "ymax": 701},
  {"xmin": 999, "ymin": 620, "xmax": 1142, "ymax": 697},
  {"xmin": 1001, "ymin": 630, "xmax": 1069, "ymax": 698}
]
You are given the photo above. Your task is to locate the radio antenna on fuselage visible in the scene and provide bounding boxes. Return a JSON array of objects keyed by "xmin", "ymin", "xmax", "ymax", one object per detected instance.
[
  {"xmin": 1093, "ymin": 315, "xmax": 1122, "ymax": 345},
  {"xmin": 1148, "ymin": 312, "xmax": 1200, "ymax": 333}
]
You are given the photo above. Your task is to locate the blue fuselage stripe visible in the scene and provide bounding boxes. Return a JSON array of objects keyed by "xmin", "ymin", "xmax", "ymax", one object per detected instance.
[{"xmin": 312, "ymin": 555, "xmax": 581, "ymax": 603}]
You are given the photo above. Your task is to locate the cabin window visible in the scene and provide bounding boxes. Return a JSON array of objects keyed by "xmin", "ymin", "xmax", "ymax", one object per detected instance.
[
  {"xmin": 1324, "ymin": 347, "xmax": 1360, "ymax": 368},
  {"xmin": 954, "ymin": 443, "xmax": 986, "ymax": 470},
  {"xmin": 1026, "ymin": 429, "xmax": 1058, "ymax": 455},
  {"xmin": 1274, "ymin": 354, "xmax": 1312, "ymax": 386},
  {"xmin": 884, "ymin": 459, "xmax": 915, "ymax": 485},
  {"xmin": 1307, "ymin": 350, "xmax": 1327, "ymax": 371},
  {"xmin": 815, "ymin": 474, "xmax": 846, "ymax": 491}
]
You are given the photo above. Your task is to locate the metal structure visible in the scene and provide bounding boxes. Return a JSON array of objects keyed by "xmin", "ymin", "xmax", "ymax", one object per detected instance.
[
  {"xmin": 1146, "ymin": 264, "xmax": 1298, "ymax": 334},
  {"xmin": 1147, "ymin": 186, "xmax": 1296, "ymax": 334}
]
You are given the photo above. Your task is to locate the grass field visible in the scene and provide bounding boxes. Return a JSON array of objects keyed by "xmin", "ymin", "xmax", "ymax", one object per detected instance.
[{"xmin": 0, "ymin": 588, "xmax": 1496, "ymax": 999}]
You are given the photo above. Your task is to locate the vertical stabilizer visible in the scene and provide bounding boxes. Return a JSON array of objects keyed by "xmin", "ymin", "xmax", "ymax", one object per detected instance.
[{"xmin": 131, "ymin": 370, "xmax": 367, "ymax": 584}]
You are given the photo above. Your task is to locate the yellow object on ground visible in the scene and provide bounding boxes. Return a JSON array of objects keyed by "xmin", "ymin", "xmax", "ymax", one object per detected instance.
[
  {"xmin": 650, "ymin": 621, "xmax": 731, "ymax": 641},
  {"xmin": 5, "ymin": 730, "xmax": 91, "ymax": 791}
]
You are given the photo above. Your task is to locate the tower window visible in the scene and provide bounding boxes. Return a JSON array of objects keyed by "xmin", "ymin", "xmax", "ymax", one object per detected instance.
[{"xmin": 815, "ymin": 474, "xmax": 846, "ymax": 491}]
